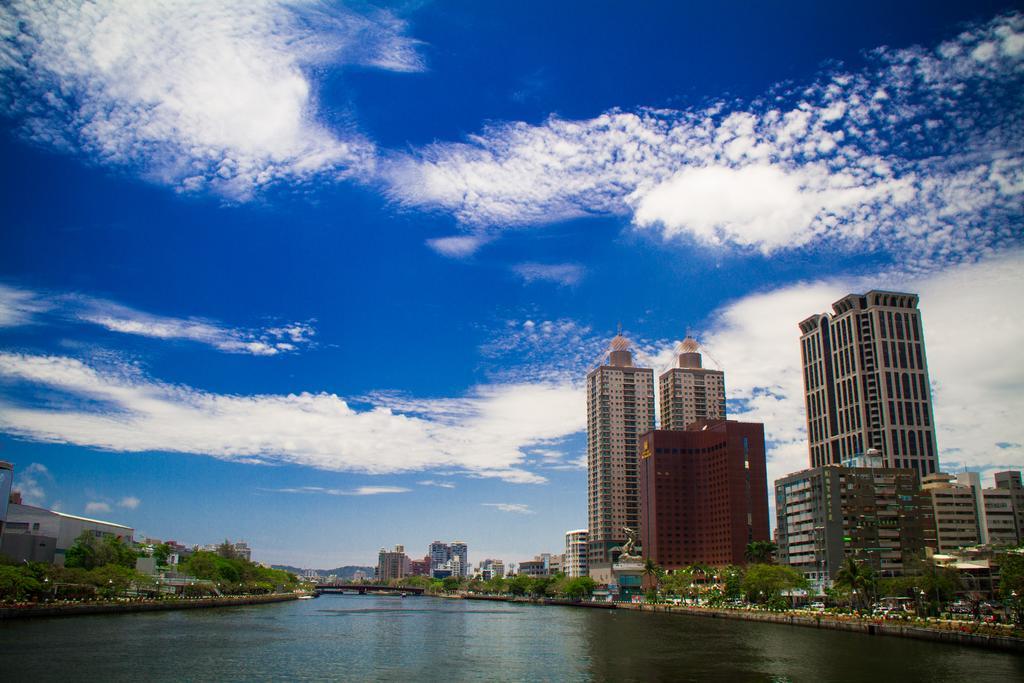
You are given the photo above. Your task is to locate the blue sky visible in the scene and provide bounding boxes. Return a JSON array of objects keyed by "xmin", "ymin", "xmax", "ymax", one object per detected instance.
[{"xmin": 1, "ymin": 1, "xmax": 1022, "ymax": 569}]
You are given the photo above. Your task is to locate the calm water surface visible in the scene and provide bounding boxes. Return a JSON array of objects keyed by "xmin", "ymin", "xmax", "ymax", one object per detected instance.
[{"xmin": 2, "ymin": 595, "xmax": 1022, "ymax": 681}]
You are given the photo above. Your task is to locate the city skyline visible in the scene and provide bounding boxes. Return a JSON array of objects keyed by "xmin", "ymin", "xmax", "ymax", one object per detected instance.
[{"xmin": 0, "ymin": 2, "xmax": 1022, "ymax": 567}]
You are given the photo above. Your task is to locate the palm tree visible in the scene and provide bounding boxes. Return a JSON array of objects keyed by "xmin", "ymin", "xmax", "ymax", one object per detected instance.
[
  {"xmin": 642, "ymin": 558, "xmax": 663, "ymax": 592},
  {"xmin": 835, "ymin": 557, "xmax": 877, "ymax": 611},
  {"xmin": 744, "ymin": 541, "xmax": 778, "ymax": 565}
]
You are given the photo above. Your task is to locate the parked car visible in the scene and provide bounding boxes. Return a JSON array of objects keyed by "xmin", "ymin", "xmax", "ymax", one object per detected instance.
[{"xmin": 809, "ymin": 601, "xmax": 826, "ymax": 611}]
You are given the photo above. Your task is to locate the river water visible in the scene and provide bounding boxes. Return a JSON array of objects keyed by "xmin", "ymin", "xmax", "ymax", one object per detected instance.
[{"xmin": 2, "ymin": 594, "xmax": 1022, "ymax": 681}]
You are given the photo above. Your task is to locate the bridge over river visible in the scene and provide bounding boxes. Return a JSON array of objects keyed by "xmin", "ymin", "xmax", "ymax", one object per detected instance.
[{"xmin": 314, "ymin": 583, "xmax": 424, "ymax": 595}]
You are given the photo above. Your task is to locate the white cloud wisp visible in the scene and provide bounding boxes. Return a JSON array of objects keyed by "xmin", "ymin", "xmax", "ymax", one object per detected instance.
[
  {"xmin": 0, "ymin": 0, "xmax": 424, "ymax": 197},
  {"xmin": 385, "ymin": 13, "xmax": 1024, "ymax": 268},
  {"xmin": 0, "ymin": 354, "xmax": 585, "ymax": 484}
]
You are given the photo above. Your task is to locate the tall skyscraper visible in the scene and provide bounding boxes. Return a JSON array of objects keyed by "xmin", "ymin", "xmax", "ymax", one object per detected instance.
[
  {"xmin": 799, "ymin": 291, "xmax": 939, "ymax": 477},
  {"xmin": 658, "ymin": 336, "xmax": 726, "ymax": 431},
  {"xmin": 587, "ymin": 332, "xmax": 655, "ymax": 582},
  {"xmin": 639, "ymin": 421, "xmax": 770, "ymax": 569}
]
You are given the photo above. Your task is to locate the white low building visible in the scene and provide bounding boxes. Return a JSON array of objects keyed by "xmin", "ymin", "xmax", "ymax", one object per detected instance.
[{"xmin": 0, "ymin": 503, "xmax": 134, "ymax": 565}]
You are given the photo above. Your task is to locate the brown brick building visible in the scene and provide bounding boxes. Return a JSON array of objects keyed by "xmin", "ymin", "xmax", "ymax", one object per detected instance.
[{"xmin": 638, "ymin": 420, "xmax": 770, "ymax": 568}]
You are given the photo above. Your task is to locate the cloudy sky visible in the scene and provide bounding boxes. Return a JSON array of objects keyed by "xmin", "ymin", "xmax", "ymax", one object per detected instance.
[{"xmin": 0, "ymin": 1, "xmax": 1021, "ymax": 569}]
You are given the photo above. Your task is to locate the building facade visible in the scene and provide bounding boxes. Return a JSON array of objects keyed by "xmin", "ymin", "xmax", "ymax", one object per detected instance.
[
  {"xmin": 658, "ymin": 336, "xmax": 726, "ymax": 431},
  {"xmin": 775, "ymin": 455, "xmax": 935, "ymax": 591},
  {"xmin": 638, "ymin": 420, "xmax": 770, "ymax": 569},
  {"xmin": 564, "ymin": 529, "xmax": 589, "ymax": 578},
  {"xmin": 376, "ymin": 545, "xmax": 410, "ymax": 582},
  {"xmin": 587, "ymin": 333, "xmax": 656, "ymax": 580},
  {"xmin": 995, "ymin": 471, "xmax": 1024, "ymax": 543},
  {"xmin": 0, "ymin": 503, "xmax": 135, "ymax": 566},
  {"xmin": 799, "ymin": 291, "xmax": 938, "ymax": 477},
  {"xmin": 922, "ymin": 474, "xmax": 980, "ymax": 552},
  {"xmin": 983, "ymin": 487, "xmax": 1020, "ymax": 546}
]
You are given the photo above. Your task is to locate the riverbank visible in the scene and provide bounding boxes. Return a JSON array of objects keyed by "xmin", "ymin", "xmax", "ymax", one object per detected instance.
[
  {"xmin": 453, "ymin": 593, "xmax": 1024, "ymax": 652},
  {"xmin": 0, "ymin": 592, "xmax": 305, "ymax": 620},
  {"xmin": 617, "ymin": 603, "xmax": 1024, "ymax": 653}
]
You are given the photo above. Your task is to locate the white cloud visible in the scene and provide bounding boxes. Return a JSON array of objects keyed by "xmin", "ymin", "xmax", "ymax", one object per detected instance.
[
  {"xmin": 385, "ymin": 13, "xmax": 1024, "ymax": 267},
  {"xmin": 118, "ymin": 496, "xmax": 140, "ymax": 509},
  {"xmin": 267, "ymin": 485, "xmax": 411, "ymax": 496},
  {"xmin": 75, "ymin": 297, "xmax": 316, "ymax": 356},
  {"xmin": 512, "ymin": 263, "xmax": 584, "ymax": 286},
  {"xmin": 0, "ymin": 354, "xmax": 586, "ymax": 484},
  {"xmin": 85, "ymin": 501, "xmax": 112, "ymax": 514},
  {"xmin": 0, "ymin": 283, "xmax": 316, "ymax": 356},
  {"xmin": 13, "ymin": 462, "xmax": 50, "ymax": 506},
  {"xmin": 425, "ymin": 235, "xmax": 489, "ymax": 258},
  {"xmin": 482, "ymin": 503, "xmax": 534, "ymax": 514},
  {"xmin": 0, "ymin": 0, "xmax": 423, "ymax": 197},
  {"xmin": 418, "ymin": 479, "xmax": 456, "ymax": 489},
  {"xmin": 689, "ymin": 250, "xmax": 1024, "ymax": 493},
  {"xmin": 0, "ymin": 284, "xmax": 51, "ymax": 327}
]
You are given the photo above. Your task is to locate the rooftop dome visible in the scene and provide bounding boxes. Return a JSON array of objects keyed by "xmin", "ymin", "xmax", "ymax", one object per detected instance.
[
  {"xmin": 609, "ymin": 334, "xmax": 631, "ymax": 352},
  {"xmin": 677, "ymin": 335, "xmax": 699, "ymax": 354}
]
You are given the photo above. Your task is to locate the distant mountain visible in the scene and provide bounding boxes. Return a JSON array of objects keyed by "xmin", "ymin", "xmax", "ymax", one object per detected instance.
[{"xmin": 271, "ymin": 564, "xmax": 374, "ymax": 579}]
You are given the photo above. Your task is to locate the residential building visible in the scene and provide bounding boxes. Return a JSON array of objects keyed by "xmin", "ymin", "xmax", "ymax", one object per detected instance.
[
  {"xmin": 519, "ymin": 559, "xmax": 547, "ymax": 577},
  {"xmin": 638, "ymin": 420, "xmax": 770, "ymax": 569},
  {"xmin": 410, "ymin": 555, "xmax": 432, "ymax": 576},
  {"xmin": 450, "ymin": 541, "xmax": 468, "ymax": 577},
  {"xmin": 922, "ymin": 474, "xmax": 980, "ymax": 552},
  {"xmin": 995, "ymin": 471, "xmax": 1024, "ymax": 542},
  {"xmin": 564, "ymin": 529, "xmax": 589, "ymax": 578},
  {"xmin": 0, "ymin": 503, "xmax": 134, "ymax": 566},
  {"xmin": 587, "ymin": 331, "xmax": 656, "ymax": 582},
  {"xmin": 983, "ymin": 486, "xmax": 1019, "ymax": 546},
  {"xmin": 799, "ymin": 291, "xmax": 939, "ymax": 477},
  {"xmin": 478, "ymin": 558, "xmax": 504, "ymax": 580},
  {"xmin": 428, "ymin": 540, "xmax": 469, "ymax": 578},
  {"xmin": 429, "ymin": 541, "xmax": 450, "ymax": 570},
  {"xmin": 376, "ymin": 545, "xmax": 410, "ymax": 582},
  {"xmin": 548, "ymin": 553, "xmax": 564, "ymax": 575},
  {"xmin": 775, "ymin": 453, "xmax": 935, "ymax": 591},
  {"xmin": 658, "ymin": 336, "xmax": 726, "ymax": 431}
]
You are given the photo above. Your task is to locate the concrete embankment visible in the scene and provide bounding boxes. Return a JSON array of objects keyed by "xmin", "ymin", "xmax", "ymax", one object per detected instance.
[
  {"xmin": 617, "ymin": 603, "xmax": 1024, "ymax": 653},
  {"xmin": 463, "ymin": 594, "xmax": 616, "ymax": 609},
  {"xmin": 0, "ymin": 592, "xmax": 303, "ymax": 621}
]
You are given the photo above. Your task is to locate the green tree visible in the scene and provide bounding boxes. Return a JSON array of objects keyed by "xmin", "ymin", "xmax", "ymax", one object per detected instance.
[
  {"xmin": 741, "ymin": 564, "xmax": 807, "ymax": 605},
  {"xmin": 441, "ymin": 576, "xmax": 461, "ymax": 593},
  {"xmin": 564, "ymin": 576, "xmax": 597, "ymax": 600},
  {"xmin": 744, "ymin": 541, "xmax": 778, "ymax": 565},
  {"xmin": 152, "ymin": 543, "xmax": 172, "ymax": 568},
  {"xmin": 642, "ymin": 559, "xmax": 663, "ymax": 591},
  {"xmin": 0, "ymin": 565, "xmax": 42, "ymax": 602},
  {"xmin": 834, "ymin": 558, "xmax": 877, "ymax": 611},
  {"xmin": 508, "ymin": 574, "xmax": 532, "ymax": 596},
  {"xmin": 998, "ymin": 551, "xmax": 1024, "ymax": 625},
  {"xmin": 65, "ymin": 532, "xmax": 138, "ymax": 570}
]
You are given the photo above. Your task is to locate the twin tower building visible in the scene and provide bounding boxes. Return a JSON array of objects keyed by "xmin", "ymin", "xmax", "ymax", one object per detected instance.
[{"xmin": 585, "ymin": 291, "xmax": 938, "ymax": 584}]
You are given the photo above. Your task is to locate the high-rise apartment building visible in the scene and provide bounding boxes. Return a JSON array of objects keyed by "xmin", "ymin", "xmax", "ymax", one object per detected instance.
[
  {"xmin": 376, "ymin": 545, "xmax": 410, "ymax": 582},
  {"xmin": 564, "ymin": 529, "xmax": 589, "ymax": 578},
  {"xmin": 428, "ymin": 540, "xmax": 469, "ymax": 578},
  {"xmin": 922, "ymin": 474, "xmax": 980, "ymax": 552},
  {"xmin": 995, "ymin": 471, "xmax": 1024, "ymax": 542},
  {"xmin": 638, "ymin": 420, "xmax": 771, "ymax": 569},
  {"xmin": 775, "ymin": 454, "xmax": 935, "ymax": 591},
  {"xmin": 587, "ymin": 333, "xmax": 656, "ymax": 582},
  {"xmin": 799, "ymin": 291, "xmax": 939, "ymax": 477},
  {"xmin": 658, "ymin": 336, "xmax": 726, "ymax": 431}
]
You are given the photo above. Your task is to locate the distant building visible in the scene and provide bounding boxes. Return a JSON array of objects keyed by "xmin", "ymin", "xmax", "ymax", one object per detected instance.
[
  {"xmin": 410, "ymin": 555, "xmax": 432, "ymax": 576},
  {"xmin": 799, "ymin": 291, "xmax": 939, "ymax": 477},
  {"xmin": 478, "ymin": 558, "xmax": 504, "ymax": 580},
  {"xmin": 564, "ymin": 529, "xmax": 589, "ymax": 578},
  {"xmin": 983, "ymin": 486, "xmax": 1019, "ymax": 546},
  {"xmin": 922, "ymin": 474, "xmax": 980, "ymax": 552},
  {"xmin": 658, "ymin": 336, "xmax": 726, "ymax": 431},
  {"xmin": 587, "ymin": 332, "xmax": 656, "ymax": 582},
  {"xmin": 775, "ymin": 454, "xmax": 935, "ymax": 591},
  {"xmin": 639, "ymin": 421, "xmax": 770, "ymax": 569},
  {"xmin": 428, "ymin": 540, "xmax": 469, "ymax": 578},
  {"xmin": 519, "ymin": 560, "xmax": 547, "ymax": 577},
  {"xmin": 376, "ymin": 545, "xmax": 411, "ymax": 582},
  {"xmin": 994, "ymin": 471, "xmax": 1024, "ymax": 543},
  {"xmin": 0, "ymin": 503, "xmax": 134, "ymax": 566}
]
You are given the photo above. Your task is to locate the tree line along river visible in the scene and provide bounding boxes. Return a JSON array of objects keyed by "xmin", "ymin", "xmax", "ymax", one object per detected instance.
[{"xmin": 3, "ymin": 594, "xmax": 1022, "ymax": 681}]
